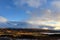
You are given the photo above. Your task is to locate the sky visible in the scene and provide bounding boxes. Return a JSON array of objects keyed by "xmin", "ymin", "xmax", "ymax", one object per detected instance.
[{"xmin": 0, "ymin": 0, "xmax": 60, "ymax": 30}]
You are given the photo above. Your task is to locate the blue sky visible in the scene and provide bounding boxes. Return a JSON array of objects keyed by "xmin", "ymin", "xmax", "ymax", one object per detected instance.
[
  {"xmin": 0, "ymin": 0, "xmax": 30, "ymax": 21},
  {"xmin": 0, "ymin": 0, "xmax": 51, "ymax": 21},
  {"xmin": 0, "ymin": 0, "xmax": 60, "ymax": 30}
]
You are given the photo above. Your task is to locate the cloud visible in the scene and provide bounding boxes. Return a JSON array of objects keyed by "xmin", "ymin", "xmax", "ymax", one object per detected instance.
[
  {"xmin": 6, "ymin": 6, "xmax": 12, "ymax": 9},
  {"xmin": 26, "ymin": 10, "xmax": 31, "ymax": 14},
  {"xmin": 26, "ymin": 0, "xmax": 41, "ymax": 8},
  {"xmin": 13, "ymin": 0, "xmax": 60, "ymax": 30},
  {"xmin": 0, "ymin": 16, "xmax": 8, "ymax": 23},
  {"xmin": 13, "ymin": 0, "xmax": 47, "ymax": 8},
  {"xmin": 27, "ymin": 9, "xmax": 60, "ymax": 30},
  {"xmin": 51, "ymin": 1, "xmax": 60, "ymax": 8}
]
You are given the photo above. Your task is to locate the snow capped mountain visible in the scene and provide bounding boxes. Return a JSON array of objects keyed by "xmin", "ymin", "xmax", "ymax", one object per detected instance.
[
  {"xmin": 0, "ymin": 21, "xmax": 33, "ymax": 28},
  {"xmin": 39, "ymin": 25, "xmax": 54, "ymax": 30},
  {"xmin": 0, "ymin": 21, "xmax": 54, "ymax": 30}
]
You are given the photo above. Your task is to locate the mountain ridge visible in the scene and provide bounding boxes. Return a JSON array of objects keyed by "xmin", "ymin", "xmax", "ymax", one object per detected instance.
[{"xmin": 0, "ymin": 21, "xmax": 55, "ymax": 30}]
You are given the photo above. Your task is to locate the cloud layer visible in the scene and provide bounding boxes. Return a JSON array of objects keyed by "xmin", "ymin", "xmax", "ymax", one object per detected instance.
[
  {"xmin": 51, "ymin": 1, "xmax": 60, "ymax": 8},
  {"xmin": 13, "ymin": 0, "xmax": 60, "ymax": 30},
  {"xmin": 13, "ymin": 0, "xmax": 47, "ymax": 8}
]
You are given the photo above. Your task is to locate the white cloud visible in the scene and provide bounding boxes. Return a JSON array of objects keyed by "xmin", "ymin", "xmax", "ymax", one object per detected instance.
[
  {"xmin": 26, "ymin": 0, "xmax": 41, "ymax": 8},
  {"xmin": 27, "ymin": 9, "xmax": 60, "ymax": 30},
  {"xmin": 51, "ymin": 1, "xmax": 60, "ymax": 8},
  {"xmin": 28, "ymin": 19, "xmax": 60, "ymax": 30},
  {"xmin": 13, "ymin": 0, "xmax": 60, "ymax": 30},
  {"xmin": 26, "ymin": 10, "xmax": 31, "ymax": 14},
  {"xmin": 6, "ymin": 6, "xmax": 12, "ymax": 9},
  {"xmin": 13, "ymin": 0, "xmax": 47, "ymax": 8},
  {"xmin": 27, "ymin": 0, "xmax": 47, "ymax": 8},
  {"xmin": 0, "ymin": 16, "xmax": 8, "ymax": 23}
]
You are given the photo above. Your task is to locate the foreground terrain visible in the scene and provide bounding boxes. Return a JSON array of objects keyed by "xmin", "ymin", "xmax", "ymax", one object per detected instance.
[{"xmin": 0, "ymin": 28, "xmax": 60, "ymax": 40}]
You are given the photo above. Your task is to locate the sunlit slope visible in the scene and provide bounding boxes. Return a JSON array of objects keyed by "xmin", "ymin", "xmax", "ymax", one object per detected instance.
[{"xmin": 0, "ymin": 28, "xmax": 57, "ymax": 37}]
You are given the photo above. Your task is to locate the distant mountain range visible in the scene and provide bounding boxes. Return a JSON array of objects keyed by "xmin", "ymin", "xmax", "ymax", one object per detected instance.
[{"xmin": 0, "ymin": 21, "xmax": 55, "ymax": 30}]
